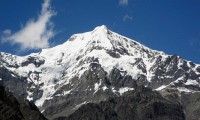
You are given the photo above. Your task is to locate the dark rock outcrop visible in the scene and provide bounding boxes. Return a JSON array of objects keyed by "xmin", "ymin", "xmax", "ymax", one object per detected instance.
[
  {"xmin": 0, "ymin": 85, "xmax": 47, "ymax": 120},
  {"xmin": 55, "ymin": 86, "xmax": 185, "ymax": 120},
  {"xmin": 0, "ymin": 65, "xmax": 28, "ymax": 100},
  {"xmin": 42, "ymin": 64, "xmax": 137, "ymax": 119},
  {"xmin": 181, "ymin": 92, "xmax": 200, "ymax": 120},
  {"xmin": 159, "ymin": 88, "xmax": 200, "ymax": 120}
]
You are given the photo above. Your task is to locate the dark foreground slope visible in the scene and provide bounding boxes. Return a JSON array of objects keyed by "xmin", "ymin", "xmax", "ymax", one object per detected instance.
[
  {"xmin": 55, "ymin": 86, "xmax": 185, "ymax": 120},
  {"xmin": 0, "ymin": 85, "xmax": 47, "ymax": 120},
  {"xmin": 181, "ymin": 92, "xmax": 200, "ymax": 120}
]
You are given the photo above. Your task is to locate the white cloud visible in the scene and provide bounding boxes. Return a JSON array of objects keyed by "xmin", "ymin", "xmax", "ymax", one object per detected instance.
[
  {"xmin": 119, "ymin": 0, "xmax": 129, "ymax": 6},
  {"xmin": 1, "ymin": 0, "xmax": 55, "ymax": 50},
  {"xmin": 123, "ymin": 14, "xmax": 133, "ymax": 22},
  {"xmin": 2, "ymin": 29, "xmax": 12, "ymax": 36}
]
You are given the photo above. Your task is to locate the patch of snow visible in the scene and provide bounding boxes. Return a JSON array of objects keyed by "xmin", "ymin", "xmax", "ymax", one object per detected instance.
[
  {"xmin": 166, "ymin": 76, "xmax": 173, "ymax": 79},
  {"xmin": 118, "ymin": 87, "xmax": 134, "ymax": 95},
  {"xmin": 102, "ymin": 86, "xmax": 108, "ymax": 91},
  {"xmin": 172, "ymin": 76, "xmax": 185, "ymax": 84},
  {"xmin": 112, "ymin": 87, "xmax": 117, "ymax": 93},
  {"xmin": 35, "ymin": 83, "xmax": 56, "ymax": 107},
  {"xmin": 187, "ymin": 61, "xmax": 191, "ymax": 68},
  {"xmin": 155, "ymin": 85, "xmax": 166, "ymax": 91},
  {"xmin": 63, "ymin": 90, "xmax": 72, "ymax": 95},
  {"xmin": 27, "ymin": 91, "xmax": 33, "ymax": 101},
  {"xmin": 75, "ymin": 101, "xmax": 89, "ymax": 109},
  {"xmin": 177, "ymin": 59, "xmax": 183, "ymax": 69},
  {"xmin": 94, "ymin": 80, "xmax": 102, "ymax": 94},
  {"xmin": 177, "ymin": 87, "xmax": 193, "ymax": 93},
  {"xmin": 185, "ymin": 79, "xmax": 199, "ymax": 86},
  {"xmin": 41, "ymin": 110, "xmax": 45, "ymax": 113}
]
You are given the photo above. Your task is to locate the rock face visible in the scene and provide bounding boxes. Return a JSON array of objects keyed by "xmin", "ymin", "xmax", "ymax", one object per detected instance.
[
  {"xmin": 181, "ymin": 92, "xmax": 200, "ymax": 120},
  {"xmin": 56, "ymin": 86, "xmax": 185, "ymax": 120},
  {"xmin": 0, "ymin": 25, "xmax": 200, "ymax": 119},
  {"xmin": 0, "ymin": 85, "xmax": 47, "ymax": 120},
  {"xmin": 42, "ymin": 64, "xmax": 137, "ymax": 119},
  {"xmin": 159, "ymin": 88, "xmax": 200, "ymax": 120}
]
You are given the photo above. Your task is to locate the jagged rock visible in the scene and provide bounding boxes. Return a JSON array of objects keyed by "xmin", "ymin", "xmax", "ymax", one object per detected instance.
[
  {"xmin": 0, "ymin": 85, "xmax": 47, "ymax": 120},
  {"xmin": 56, "ymin": 87, "xmax": 185, "ymax": 120},
  {"xmin": 181, "ymin": 92, "xmax": 200, "ymax": 120},
  {"xmin": 160, "ymin": 88, "xmax": 200, "ymax": 120},
  {"xmin": 0, "ymin": 65, "xmax": 28, "ymax": 99},
  {"xmin": 21, "ymin": 56, "xmax": 45, "ymax": 67},
  {"xmin": 42, "ymin": 64, "xmax": 137, "ymax": 119}
]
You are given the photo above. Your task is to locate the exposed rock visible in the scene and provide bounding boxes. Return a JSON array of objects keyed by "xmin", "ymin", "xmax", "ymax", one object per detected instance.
[
  {"xmin": 0, "ymin": 85, "xmax": 47, "ymax": 120},
  {"xmin": 181, "ymin": 92, "xmax": 200, "ymax": 120},
  {"xmin": 21, "ymin": 56, "xmax": 45, "ymax": 67},
  {"xmin": 56, "ymin": 86, "xmax": 185, "ymax": 120},
  {"xmin": 42, "ymin": 64, "xmax": 137, "ymax": 119},
  {"xmin": 0, "ymin": 65, "xmax": 28, "ymax": 99}
]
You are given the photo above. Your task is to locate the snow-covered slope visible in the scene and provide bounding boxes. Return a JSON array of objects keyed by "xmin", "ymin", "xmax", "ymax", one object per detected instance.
[{"xmin": 0, "ymin": 25, "xmax": 200, "ymax": 119}]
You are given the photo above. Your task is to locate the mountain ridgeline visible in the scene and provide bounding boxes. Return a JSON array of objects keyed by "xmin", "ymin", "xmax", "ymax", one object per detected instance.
[{"xmin": 0, "ymin": 25, "xmax": 200, "ymax": 120}]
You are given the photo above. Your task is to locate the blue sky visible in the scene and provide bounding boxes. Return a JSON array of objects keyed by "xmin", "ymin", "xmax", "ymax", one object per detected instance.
[{"xmin": 0, "ymin": 0, "xmax": 200, "ymax": 63}]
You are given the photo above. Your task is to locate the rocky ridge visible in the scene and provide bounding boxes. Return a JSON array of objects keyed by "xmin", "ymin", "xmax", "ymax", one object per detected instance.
[{"xmin": 56, "ymin": 86, "xmax": 185, "ymax": 120}]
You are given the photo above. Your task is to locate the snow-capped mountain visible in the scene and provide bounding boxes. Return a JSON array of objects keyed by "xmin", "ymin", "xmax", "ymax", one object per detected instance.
[{"xmin": 0, "ymin": 25, "xmax": 200, "ymax": 119}]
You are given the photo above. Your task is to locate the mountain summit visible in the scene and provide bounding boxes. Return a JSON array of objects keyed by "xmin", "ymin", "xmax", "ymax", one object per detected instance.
[{"xmin": 0, "ymin": 25, "xmax": 200, "ymax": 119}]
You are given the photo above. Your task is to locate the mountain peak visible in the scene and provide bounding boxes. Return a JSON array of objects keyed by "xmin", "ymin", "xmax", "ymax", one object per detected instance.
[
  {"xmin": 92, "ymin": 25, "xmax": 109, "ymax": 35},
  {"xmin": 93, "ymin": 25, "xmax": 108, "ymax": 31}
]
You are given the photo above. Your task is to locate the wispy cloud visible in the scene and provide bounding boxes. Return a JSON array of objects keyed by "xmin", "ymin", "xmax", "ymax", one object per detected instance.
[
  {"xmin": 119, "ymin": 0, "xmax": 129, "ymax": 6},
  {"xmin": 1, "ymin": 0, "xmax": 55, "ymax": 50},
  {"xmin": 2, "ymin": 29, "xmax": 12, "ymax": 35},
  {"xmin": 190, "ymin": 39, "xmax": 200, "ymax": 47},
  {"xmin": 123, "ymin": 14, "xmax": 133, "ymax": 22}
]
